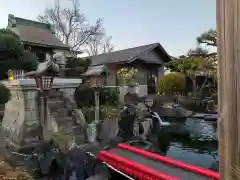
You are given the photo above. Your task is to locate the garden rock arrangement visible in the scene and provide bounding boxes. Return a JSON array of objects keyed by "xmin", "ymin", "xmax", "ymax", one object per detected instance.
[
  {"xmin": 47, "ymin": 90, "xmax": 86, "ymax": 148},
  {"xmin": 172, "ymin": 104, "xmax": 218, "ymax": 121}
]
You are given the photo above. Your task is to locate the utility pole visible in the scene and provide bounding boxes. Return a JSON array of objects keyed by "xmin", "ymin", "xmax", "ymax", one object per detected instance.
[{"xmin": 217, "ymin": 0, "xmax": 240, "ymax": 179}]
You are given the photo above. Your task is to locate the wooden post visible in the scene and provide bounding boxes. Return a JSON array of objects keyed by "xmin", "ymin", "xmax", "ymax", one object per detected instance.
[{"xmin": 217, "ymin": 0, "xmax": 240, "ymax": 179}]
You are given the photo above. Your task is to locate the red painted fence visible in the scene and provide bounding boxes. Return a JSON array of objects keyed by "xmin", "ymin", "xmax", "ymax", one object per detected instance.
[{"xmin": 97, "ymin": 143, "xmax": 220, "ymax": 180}]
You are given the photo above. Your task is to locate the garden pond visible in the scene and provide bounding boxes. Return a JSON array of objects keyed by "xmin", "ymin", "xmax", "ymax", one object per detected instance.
[{"xmin": 148, "ymin": 116, "xmax": 218, "ymax": 171}]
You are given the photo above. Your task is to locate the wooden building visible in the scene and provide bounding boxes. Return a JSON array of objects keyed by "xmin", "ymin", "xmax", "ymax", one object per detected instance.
[{"xmin": 7, "ymin": 14, "xmax": 71, "ymax": 64}]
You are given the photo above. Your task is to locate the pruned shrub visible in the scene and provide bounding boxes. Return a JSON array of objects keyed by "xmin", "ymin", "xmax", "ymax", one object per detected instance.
[
  {"xmin": 156, "ymin": 72, "xmax": 186, "ymax": 93},
  {"xmin": 65, "ymin": 57, "xmax": 91, "ymax": 77},
  {"xmin": 74, "ymin": 84, "xmax": 95, "ymax": 108}
]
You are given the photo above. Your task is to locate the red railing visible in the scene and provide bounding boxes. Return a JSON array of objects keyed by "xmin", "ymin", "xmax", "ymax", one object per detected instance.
[
  {"xmin": 97, "ymin": 143, "xmax": 220, "ymax": 180},
  {"xmin": 97, "ymin": 150, "xmax": 179, "ymax": 180},
  {"xmin": 118, "ymin": 144, "xmax": 220, "ymax": 180}
]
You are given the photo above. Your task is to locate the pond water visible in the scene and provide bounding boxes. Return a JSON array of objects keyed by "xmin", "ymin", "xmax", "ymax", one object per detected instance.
[
  {"xmin": 98, "ymin": 111, "xmax": 219, "ymax": 172},
  {"xmin": 150, "ymin": 117, "xmax": 218, "ymax": 171}
]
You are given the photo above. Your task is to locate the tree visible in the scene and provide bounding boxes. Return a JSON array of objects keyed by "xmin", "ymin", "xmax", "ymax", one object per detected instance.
[
  {"xmin": 84, "ymin": 35, "xmax": 114, "ymax": 56},
  {"xmin": 0, "ymin": 29, "xmax": 38, "ymax": 80},
  {"xmin": 21, "ymin": 51, "xmax": 39, "ymax": 71},
  {"xmin": 196, "ymin": 29, "xmax": 217, "ymax": 47},
  {"xmin": 117, "ymin": 68, "xmax": 139, "ymax": 87},
  {"xmin": 38, "ymin": 0, "xmax": 104, "ymax": 51},
  {"xmin": 166, "ymin": 57, "xmax": 216, "ymax": 96},
  {"xmin": 65, "ymin": 57, "xmax": 91, "ymax": 77},
  {"xmin": 0, "ymin": 29, "xmax": 37, "ymax": 105},
  {"xmin": 187, "ymin": 47, "xmax": 209, "ymax": 57}
]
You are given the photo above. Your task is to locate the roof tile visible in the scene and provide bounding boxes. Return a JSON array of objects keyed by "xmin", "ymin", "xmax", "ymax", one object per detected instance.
[
  {"xmin": 87, "ymin": 43, "xmax": 171, "ymax": 65},
  {"xmin": 9, "ymin": 26, "xmax": 69, "ymax": 50}
]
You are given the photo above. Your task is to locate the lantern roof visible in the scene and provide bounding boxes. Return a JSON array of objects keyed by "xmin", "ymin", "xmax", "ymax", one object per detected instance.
[
  {"xmin": 25, "ymin": 60, "xmax": 60, "ymax": 77},
  {"xmin": 83, "ymin": 65, "xmax": 107, "ymax": 77}
]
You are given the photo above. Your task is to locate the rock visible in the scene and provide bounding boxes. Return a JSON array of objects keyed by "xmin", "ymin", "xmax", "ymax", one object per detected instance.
[
  {"xmin": 85, "ymin": 174, "xmax": 109, "ymax": 180},
  {"xmin": 48, "ymin": 91, "xmax": 87, "ymax": 145},
  {"xmin": 98, "ymin": 120, "xmax": 119, "ymax": 141}
]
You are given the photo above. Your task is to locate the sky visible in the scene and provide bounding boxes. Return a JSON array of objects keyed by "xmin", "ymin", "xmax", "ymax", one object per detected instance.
[{"xmin": 0, "ymin": 0, "xmax": 216, "ymax": 57}]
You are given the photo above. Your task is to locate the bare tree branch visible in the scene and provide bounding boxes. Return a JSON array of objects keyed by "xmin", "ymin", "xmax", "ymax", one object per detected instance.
[
  {"xmin": 84, "ymin": 35, "xmax": 114, "ymax": 56},
  {"xmin": 37, "ymin": 0, "xmax": 104, "ymax": 51}
]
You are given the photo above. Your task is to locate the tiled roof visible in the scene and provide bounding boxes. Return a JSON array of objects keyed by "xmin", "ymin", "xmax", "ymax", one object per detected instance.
[
  {"xmin": 9, "ymin": 26, "xmax": 69, "ymax": 50},
  {"xmin": 7, "ymin": 14, "xmax": 69, "ymax": 50},
  {"xmin": 86, "ymin": 43, "xmax": 171, "ymax": 66}
]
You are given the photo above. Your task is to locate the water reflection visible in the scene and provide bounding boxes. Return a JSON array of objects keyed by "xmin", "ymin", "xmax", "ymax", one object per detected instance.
[
  {"xmin": 150, "ymin": 117, "xmax": 218, "ymax": 171},
  {"xmin": 185, "ymin": 118, "xmax": 217, "ymax": 140}
]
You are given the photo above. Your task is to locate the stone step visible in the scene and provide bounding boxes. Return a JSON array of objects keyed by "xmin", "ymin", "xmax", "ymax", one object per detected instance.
[
  {"xmin": 48, "ymin": 100, "xmax": 64, "ymax": 106},
  {"xmin": 50, "ymin": 112, "xmax": 59, "ymax": 119},
  {"xmin": 62, "ymin": 117, "xmax": 73, "ymax": 122},
  {"xmin": 48, "ymin": 91, "xmax": 63, "ymax": 97},
  {"xmin": 57, "ymin": 118, "xmax": 73, "ymax": 126},
  {"xmin": 56, "ymin": 109, "xmax": 69, "ymax": 117}
]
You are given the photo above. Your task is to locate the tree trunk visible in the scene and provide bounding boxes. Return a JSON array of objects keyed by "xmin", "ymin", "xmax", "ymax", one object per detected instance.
[
  {"xmin": 217, "ymin": 0, "xmax": 240, "ymax": 179},
  {"xmin": 192, "ymin": 79, "xmax": 197, "ymax": 96}
]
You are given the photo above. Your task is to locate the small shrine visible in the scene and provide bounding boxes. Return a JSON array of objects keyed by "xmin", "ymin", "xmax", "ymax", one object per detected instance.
[
  {"xmin": 7, "ymin": 14, "xmax": 71, "ymax": 64},
  {"xmin": 82, "ymin": 65, "xmax": 107, "ymax": 87}
]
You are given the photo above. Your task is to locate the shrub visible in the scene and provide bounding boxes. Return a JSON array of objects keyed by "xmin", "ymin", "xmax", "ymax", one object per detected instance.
[
  {"xmin": 74, "ymin": 86, "xmax": 119, "ymax": 123},
  {"xmin": 74, "ymin": 84, "xmax": 95, "ymax": 108},
  {"xmin": 74, "ymin": 86, "xmax": 119, "ymax": 108},
  {"xmin": 0, "ymin": 83, "xmax": 10, "ymax": 105},
  {"xmin": 156, "ymin": 72, "xmax": 186, "ymax": 93},
  {"xmin": 65, "ymin": 57, "xmax": 91, "ymax": 77},
  {"xmin": 21, "ymin": 51, "xmax": 38, "ymax": 71},
  {"xmin": 99, "ymin": 87, "xmax": 119, "ymax": 106},
  {"xmin": 81, "ymin": 105, "xmax": 119, "ymax": 124}
]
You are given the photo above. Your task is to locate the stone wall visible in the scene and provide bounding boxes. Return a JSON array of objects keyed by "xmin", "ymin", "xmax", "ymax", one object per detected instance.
[
  {"xmin": 2, "ymin": 86, "xmax": 40, "ymax": 153},
  {"xmin": 1, "ymin": 78, "xmax": 82, "ymax": 155}
]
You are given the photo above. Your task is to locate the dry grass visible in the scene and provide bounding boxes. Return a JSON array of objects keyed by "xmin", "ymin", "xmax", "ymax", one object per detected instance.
[{"xmin": 0, "ymin": 161, "xmax": 31, "ymax": 180}]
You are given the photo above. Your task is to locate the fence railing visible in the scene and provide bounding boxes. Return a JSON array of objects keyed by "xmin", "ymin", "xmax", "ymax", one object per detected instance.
[{"xmin": 11, "ymin": 70, "xmax": 27, "ymax": 80}]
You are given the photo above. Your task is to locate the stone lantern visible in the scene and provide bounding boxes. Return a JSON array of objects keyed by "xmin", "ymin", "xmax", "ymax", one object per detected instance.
[
  {"xmin": 82, "ymin": 65, "xmax": 107, "ymax": 143},
  {"xmin": 25, "ymin": 60, "xmax": 60, "ymax": 140}
]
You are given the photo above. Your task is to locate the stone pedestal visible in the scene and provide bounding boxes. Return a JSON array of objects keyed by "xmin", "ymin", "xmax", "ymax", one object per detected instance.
[{"xmin": 1, "ymin": 78, "xmax": 82, "ymax": 157}]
